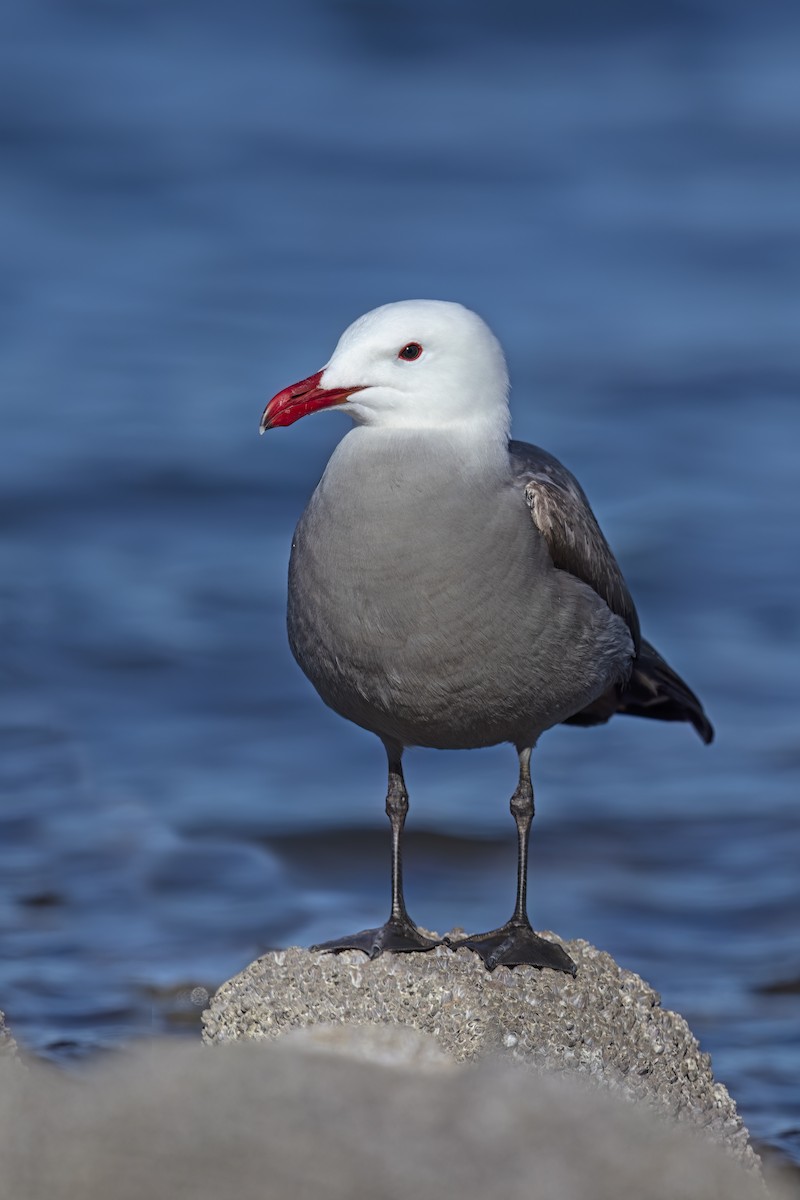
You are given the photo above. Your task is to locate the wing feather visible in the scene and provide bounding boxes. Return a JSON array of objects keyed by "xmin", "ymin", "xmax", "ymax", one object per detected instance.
[
  {"xmin": 508, "ymin": 438, "xmax": 713, "ymax": 743},
  {"xmin": 509, "ymin": 439, "xmax": 641, "ymax": 653}
]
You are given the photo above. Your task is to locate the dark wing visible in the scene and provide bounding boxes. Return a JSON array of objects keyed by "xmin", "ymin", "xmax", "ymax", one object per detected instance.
[
  {"xmin": 618, "ymin": 639, "xmax": 714, "ymax": 744},
  {"xmin": 509, "ymin": 439, "xmax": 714, "ymax": 744},
  {"xmin": 509, "ymin": 438, "xmax": 641, "ymax": 654}
]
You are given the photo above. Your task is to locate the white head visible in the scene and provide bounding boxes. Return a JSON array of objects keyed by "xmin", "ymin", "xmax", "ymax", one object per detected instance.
[{"xmin": 261, "ymin": 300, "xmax": 510, "ymax": 442}]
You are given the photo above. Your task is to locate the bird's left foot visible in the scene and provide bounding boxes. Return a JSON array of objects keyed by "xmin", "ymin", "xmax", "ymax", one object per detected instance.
[
  {"xmin": 311, "ymin": 915, "xmax": 440, "ymax": 960},
  {"xmin": 445, "ymin": 920, "xmax": 576, "ymax": 975}
]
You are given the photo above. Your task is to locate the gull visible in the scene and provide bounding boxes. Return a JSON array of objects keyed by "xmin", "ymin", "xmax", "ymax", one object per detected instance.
[{"xmin": 260, "ymin": 300, "xmax": 713, "ymax": 974}]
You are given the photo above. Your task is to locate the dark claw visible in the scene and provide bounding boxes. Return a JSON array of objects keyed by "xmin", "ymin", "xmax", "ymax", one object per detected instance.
[
  {"xmin": 445, "ymin": 922, "xmax": 576, "ymax": 975},
  {"xmin": 311, "ymin": 916, "xmax": 440, "ymax": 960}
]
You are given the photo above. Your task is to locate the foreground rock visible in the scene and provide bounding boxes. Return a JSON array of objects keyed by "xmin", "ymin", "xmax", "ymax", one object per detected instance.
[
  {"xmin": 0, "ymin": 1036, "xmax": 775, "ymax": 1200},
  {"xmin": 203, "ymin": 937, "xmax": 758, "ymax": 1170},
  {"xmin": 0, "ymin": 1010, "xmax": 17, "ymax": 1060}
]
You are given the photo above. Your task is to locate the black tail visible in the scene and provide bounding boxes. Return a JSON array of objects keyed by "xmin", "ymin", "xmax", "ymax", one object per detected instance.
[
  {"xmin": 564, "ymin": 638, "xmax": 714, "ymax": 744},
  {"xmin": 617, "ymin": 639, "xmax": 714, "ymax": 744}
]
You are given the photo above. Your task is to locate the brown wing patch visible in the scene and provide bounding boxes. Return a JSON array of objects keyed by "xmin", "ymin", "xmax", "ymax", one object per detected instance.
[{"xmin": 523, "ymin": 473, "xmax": 641, "ymax": 654}]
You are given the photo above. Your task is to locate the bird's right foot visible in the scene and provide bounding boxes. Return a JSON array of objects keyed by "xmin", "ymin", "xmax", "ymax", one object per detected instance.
[{"xmin": 311, "ymin": 916, "xmax": 440, "ymax": 960}]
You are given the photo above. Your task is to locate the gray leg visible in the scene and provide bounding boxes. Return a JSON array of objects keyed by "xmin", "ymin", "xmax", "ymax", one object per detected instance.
[
  {"xmin": 510, "ymin": 745, "xmax": 534, "ymax": 924},
  {"xmin": 311, "ymin": 751, "xmax": 440, "ymax": 959},
  {"xmin": 446, "ymin": 748, "xmax": 576, "ymax": 975},
  {"xmin": 386, "ymin": 758, "xmax": 413, "ymax": 924}
]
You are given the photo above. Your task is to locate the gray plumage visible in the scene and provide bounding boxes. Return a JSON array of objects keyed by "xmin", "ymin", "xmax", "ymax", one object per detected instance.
[
  {"xmin": 262, "ymin": 299, "xmax": 713, "ymax": 972},
  {"xmin": 509, "ymin": 440, "xmax": 713, "ymax": 744},
  {"xmin": 288, "ymin": 428, "xmax": 637, "ymax": 754}
]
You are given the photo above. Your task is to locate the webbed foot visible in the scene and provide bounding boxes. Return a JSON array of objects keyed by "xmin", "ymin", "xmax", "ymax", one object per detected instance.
[
  {"xmin": 311, "ymin": 916, "xmax": 440, "ymax": 960},
  {"xmin": 445, "ymin": 920, "xmax": 576, "ymax": 975}
]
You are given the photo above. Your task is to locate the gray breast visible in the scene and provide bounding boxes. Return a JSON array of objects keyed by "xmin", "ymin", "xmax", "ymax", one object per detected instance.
[{"xmin": 287, "ymin": 430, "xmax": 632, "ymax": 751}]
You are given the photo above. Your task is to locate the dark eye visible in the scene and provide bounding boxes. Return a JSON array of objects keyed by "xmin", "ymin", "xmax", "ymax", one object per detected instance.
[{"xmin": 398, "ymin": 342, "xmax": 423, "ymax": 361}]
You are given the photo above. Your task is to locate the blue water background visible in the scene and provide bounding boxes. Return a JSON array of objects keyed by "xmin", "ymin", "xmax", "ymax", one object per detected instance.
[{"xmin": 2, "ymin": 0, "xmax": 799, "ymax": 1169}]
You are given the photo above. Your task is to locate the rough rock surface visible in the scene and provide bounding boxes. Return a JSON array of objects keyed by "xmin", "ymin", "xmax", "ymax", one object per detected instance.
[
  {"xmin": 0, "ymin": 1037, "xmax": 775, "ymax": 1200},
  {"xmin": 203, "ymin": 937, "xmax": 758, "ymax": 1169},
  {"xmin": 0, "ymin": 1010, "xmax": 17, "ymax": 1060}
]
